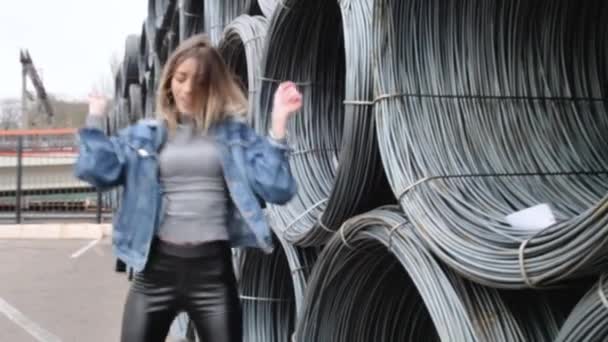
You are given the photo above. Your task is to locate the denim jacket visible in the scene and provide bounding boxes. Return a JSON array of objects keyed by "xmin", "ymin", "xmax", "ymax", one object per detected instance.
[{"xmin": 74, "ymin": 117, "xmax": 296, "ymax": 272}]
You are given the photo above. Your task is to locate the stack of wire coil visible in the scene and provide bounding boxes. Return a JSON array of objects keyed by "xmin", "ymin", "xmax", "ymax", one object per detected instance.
[
  {"xmin": 219, "ymin": 15, "xmax": 269, "ymax": 127},
  {"xmin": 204, "ymin": 0, "xmax": 258, "ymax": 45},
  {"xmin": 555, "ymin": 274, "xmax": 608, "ymax": 341},
  {"xmin": 236, "ymin": 211, "xmax": 318, "ymax": 342},
  {"xmin": 373, "ymin": 0, "xmax": 608, "ymax": 289},
  {"xmin": 255, "ymin": 0, "xmax": 394, "ymax": 247},
  {"xmin": 294, "ymin": 207, "xmax": 564, "ymax": 341}
]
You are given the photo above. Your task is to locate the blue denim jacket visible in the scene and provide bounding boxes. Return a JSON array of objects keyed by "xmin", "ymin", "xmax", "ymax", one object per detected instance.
[{"xmin": 74, "ymin": 117, "xmax": 296, "ymax": 272}]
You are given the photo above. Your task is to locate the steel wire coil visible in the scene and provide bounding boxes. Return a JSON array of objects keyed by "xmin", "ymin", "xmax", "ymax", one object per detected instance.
[
  {"xmin": 148, "ymin": 0, "xmax": 174, "ymax": 31},
  {"xmin": 373, "ymin": 0, "xmax": 608, "ymax": 288},
  {"xmin": 555, "ymin": 274, "xmax": 608, "ymax": 342},
  {"xmin": 219, "ymin": 15, "xmax": 268, "ymax": 128},
  {"xmin": 294, "ymin": 206, "xmax": 564, "ymax": 341},
  {"xmin": 121, "ymin": 35, "xmax": 141, "ymax": 99},
  {"xmin": 238, "ymin": 235, "xmax": 318, "ymax": 341},
  {"xmin": 128, "ymin": 84, "xmax": 144, "ymax": 123},
  {"xmin": 256, "ymin": 0, "xmax": 394, "ymax": 247},
  {"xmin": 144, "ymin": 25, "xmax": 155, "ymax": 63},
  {"xmin": 138, "ymin": 23, "xmax": 150, "ymax": 87},
  {"xmin": 267, "ymin": 211, "xmax": 319, "ymax": 317},
  {"xmin": 238, "ymin": 244, "xmax": 295, "ymax": 342},
  {"xmin": 233, "ymin": 211, "xmax": 318, "ymax": 342},
  {"xmin": 144, "ymin": 67, "xmax": 156, "ymax": 117},
  {"xmin": 167, "ymin": 6, "xmax": 180, "ymax": 53},
  {"xmin": 258, "ymin": 0, "xmax": 278, "ymax": 18},
  {"xmin": 322, "ymin": 0, "xmax": 395, "ymax": 240},
  {"xmin": 179, "ymin": 0, "xmax": 205, "ymax": 42},
  {"xmin": 152, "ymin": 0, "xmax": 178, "ymax": 64},
  {"xmin": 204, "ymin": 0, "xmax": 257, "ymax": 45}
]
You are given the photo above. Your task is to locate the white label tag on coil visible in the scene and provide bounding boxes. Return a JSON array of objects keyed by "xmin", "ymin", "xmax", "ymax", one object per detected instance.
[{"xmin": 506, "ymin": 203, "xmax": 556, "ymax": 232}]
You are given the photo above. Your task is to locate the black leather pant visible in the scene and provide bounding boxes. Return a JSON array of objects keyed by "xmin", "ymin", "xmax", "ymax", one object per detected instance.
[{"xmin": 120, "ymin": 240, "xmax": 242, "ymax": 342}]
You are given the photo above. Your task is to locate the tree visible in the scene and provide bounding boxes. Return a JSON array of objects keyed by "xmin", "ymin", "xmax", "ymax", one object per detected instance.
[
  {"xmin": 48, "ymin": 96, "xmax": 88, "ymax": 128},
  {"xmin": 0, "ymin": 99, "xmax": 21, "ymax": 129}
]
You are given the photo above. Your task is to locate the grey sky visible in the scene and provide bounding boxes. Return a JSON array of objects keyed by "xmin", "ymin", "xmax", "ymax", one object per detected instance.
[{"xmin": 0, "ymin": 0, "xmax": 146, "ymax": 100}]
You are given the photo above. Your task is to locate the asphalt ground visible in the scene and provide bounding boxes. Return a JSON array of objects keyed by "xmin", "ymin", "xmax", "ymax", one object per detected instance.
[{"xmin": 0, "ymin": 237, "xmax": 189, "ymax": 342}]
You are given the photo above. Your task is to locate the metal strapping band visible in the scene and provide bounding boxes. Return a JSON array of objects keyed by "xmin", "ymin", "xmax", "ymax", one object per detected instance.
[
  {"xmin": 397, "ymin": 171, "xmax": 608, "ymax": 202},
  {"xmin": 239, "ymin": 295, "xmax": 292, "ymax": 302},
  {"xmin": 598, "ymin": 274, "xmax": 608, "ymax": 310},
  {"xmin": 317, "ymin": 218, "xmax": 334, "ymax": 233},
  {"xmin": 182, "ymin": 11, "xmax": 200, "ymax": 18},
  {"xmin": 291, "ymin": 266, "xmax": 312, "ymax": 274},
  {"xmin": 339, "ymin": 225, "xmax": 355, "ymax": 250},
  {"xmin": 283, "ymin": 198, "xmax": 329, "ymax": 233},
  {"xmin": 387, "ymin": 221, "xmax": 408, "ymax": 250}
]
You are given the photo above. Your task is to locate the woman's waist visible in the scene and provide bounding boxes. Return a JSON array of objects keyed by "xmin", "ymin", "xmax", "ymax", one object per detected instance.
[
  {"xmin": 160, "ymin": 175, "xmax": 226, "ymax": 192},
  {"xmin": 151, "ymin": 237, "xmax": 231, "ymax": 259}
]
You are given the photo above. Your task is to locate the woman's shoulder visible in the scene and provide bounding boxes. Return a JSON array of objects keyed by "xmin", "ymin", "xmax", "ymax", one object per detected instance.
[
  {"xmin": 217, "ymin": 115, "xmax": 251, "ymax": 131},
  {"xmin": 124, "ymin": 118, "xmax": 164, "ymax": 134},
  {"xmin": 116, "ymin": 118, "xmax": 166, "ymax": 148},
  {"xmin": 214, "ymin": 115, "xmax": 257, "ymax": 142}
]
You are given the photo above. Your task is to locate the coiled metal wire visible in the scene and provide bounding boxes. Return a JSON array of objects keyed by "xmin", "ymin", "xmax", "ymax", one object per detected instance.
[
  {"xmin": 373, "ymin": 0, "xmax": 608, "ymax": 288},
  {"xmin": 258, "ymin": 0, "xmax": 280, "ymax": 18},
  {"xmin": 294, "ymin": 206, "xmax": 564, "ymax": 341},
  {"xmin": 237, "ymin": 211, "xmax": 318, "ymax": 342},
  {"xmin": 166, "ymin": 6, "xmax": 180, "ymax": 53},
  {"xmin": 138, "ymin": 23, "xmax": 150, "ymax": 87},
  {"xmin": 256, "ymin": 0, "xmax": 393, "ymax": 247},
  {"xmin": 128, "ymin": 84, "xmax": 144, "ymax": 122},
  {"xmin": 218, "ymin": 15, "xmax": 268, "ymax": 127},
  {"xmin": 153, "ymin": 0, "xmax": 178, "ymax": 64},
  {"xmin": 121, "ymin": 35, "xmax": 141, "ymax": 99},
  {"xmin": 179, "ymin": 0, "xmax": 205, "ymax": 42},
  {"xmin": 255, "ymin": 0, "xmax": 344, "ymax": 246},
  {"xmin": 204, "ymin": 0, "xmax": 257, "ymax": 45},
  {"xmin": 321, "ymin": 0, "xmax": 395, "ymax": 240},
  {"xmin": 144, "ymin": 63, "xmax": 156, "ymax": 117},
  {"xmin": 555, "ymin": 274, "xmax": 608, "ymax": 341}
]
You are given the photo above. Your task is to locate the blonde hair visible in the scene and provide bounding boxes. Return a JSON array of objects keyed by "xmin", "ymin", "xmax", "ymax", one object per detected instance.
[{"xmin": 156, "ymin": 34, "xmax": 247, "ymax": 135}]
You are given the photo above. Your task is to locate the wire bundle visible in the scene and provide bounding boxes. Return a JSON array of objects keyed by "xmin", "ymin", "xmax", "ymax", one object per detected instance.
[
  {"xmin": 156, "ymin": 0, "xmax": 178, "ymax": 64},
  {"xmin": 218, "ymin": 15, "xmax": 268, "ymax": 127},
  {"xmin": 179, "ymin": 0, "xmax": 205, "ymax": 42},
  {"xmin": 256, "ymin": 0, "xmax": 393, "ymax": 247},
  {"xmin": 257, "ymin": 0, "xmax": 278, "ymax": 18},
  {"xmin": 373, "ymin": 0, "xmax": 608, "ymax": 288},
  {"xmin": 137, "ymin": 24, "xmax": 150, "ymax": 88},
  {"xmin": 236, "ymin": 211, "xmax": 318, "ymax": 342},
  {"xmin": 238, "ymin": 239, "xmax": 295, "ymax": 342},
  {"xmin": 120, "ymin": 35, "xmax": 141, "ymax": 98},
  {"xmin": 320, "ymin": 0, "xmax": 395, "ymax": 241},
  {"xmin": 255, "ymin": 0, "xmax": 344, "ymax": 246},
  {"xmin": 204, "ymin": 0, "xmax": 257, "ymax": 45},
  {"xmin": 294, "ymin": 206, "xmax": 563, "ymax": 341},
  {"xmin": 555, "ymin": 274, "xmax": 608, "ymax": 341}
]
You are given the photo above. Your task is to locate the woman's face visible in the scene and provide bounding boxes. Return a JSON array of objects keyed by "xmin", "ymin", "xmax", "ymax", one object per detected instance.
[{"xmin": 170, "ymin": 57, "xmax": 200, "ymax": 114}]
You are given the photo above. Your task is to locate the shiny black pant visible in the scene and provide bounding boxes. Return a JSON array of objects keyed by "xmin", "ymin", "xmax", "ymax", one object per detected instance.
[{"xmin": 120, "ymin": 241, "xmax": 242, "ymax": 342}]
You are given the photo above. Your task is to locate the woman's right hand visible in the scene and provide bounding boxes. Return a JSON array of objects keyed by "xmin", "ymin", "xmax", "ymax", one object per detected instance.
[{"xmin": 89, "ymin": 93, "xmax": 109, "ymax": 117}]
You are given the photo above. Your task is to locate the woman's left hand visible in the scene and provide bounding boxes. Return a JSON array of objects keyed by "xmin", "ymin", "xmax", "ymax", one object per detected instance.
[{"xmin": 271, "ymin": 81, "xmax": 303, "ymax": 139}]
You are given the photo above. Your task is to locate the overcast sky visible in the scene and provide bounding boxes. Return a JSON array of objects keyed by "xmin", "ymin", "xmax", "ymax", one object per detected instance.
[{"xmin": 0, "ymin": 0, "xmax": 146, "ymax": 101}]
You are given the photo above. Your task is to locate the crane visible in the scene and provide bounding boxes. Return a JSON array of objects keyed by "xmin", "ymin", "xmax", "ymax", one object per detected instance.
[{"xmin": 20, "ymin": 49, "xmax": 54, "ymax": 127}]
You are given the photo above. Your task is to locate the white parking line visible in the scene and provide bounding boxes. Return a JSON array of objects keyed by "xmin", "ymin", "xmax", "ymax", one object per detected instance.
[
  {"xmin": 0, "ymin": 297, "xmax": 62, "ymax": 342},
  {"xmin": 70, "ymin": 239, "xmax": 101, "ymax": 259}
]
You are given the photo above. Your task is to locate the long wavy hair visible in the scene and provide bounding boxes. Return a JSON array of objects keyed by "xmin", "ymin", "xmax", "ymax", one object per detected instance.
[{"xmin": 156, "ymin": 34, "xmax": 247, "ymax": 135}]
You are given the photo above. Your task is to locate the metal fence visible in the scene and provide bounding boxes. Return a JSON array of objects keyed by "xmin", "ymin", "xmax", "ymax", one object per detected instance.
[{"xmin": 0, "ymin": 129, "xmax": 113, "ymax": 224}]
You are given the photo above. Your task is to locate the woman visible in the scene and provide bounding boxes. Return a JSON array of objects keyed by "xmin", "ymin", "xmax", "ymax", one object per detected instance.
[{"xmin": 75, "ymin": 34, "xmax": 301, "ymax": 342}]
